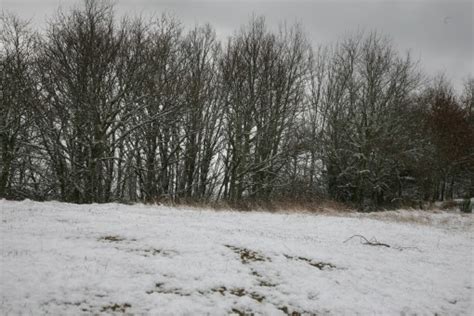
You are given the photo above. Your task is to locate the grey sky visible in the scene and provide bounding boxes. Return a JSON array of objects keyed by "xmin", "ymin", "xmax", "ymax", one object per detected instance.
[{"xmin": 2, "ymin": 0, "xmax": 472, "ymax": 90}]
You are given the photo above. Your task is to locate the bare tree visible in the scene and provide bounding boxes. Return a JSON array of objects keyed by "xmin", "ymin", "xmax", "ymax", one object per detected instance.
[
  {"xmin": 0, "ymin": 13, "xmax": 41, "ymax": 199},
  {"xmin": 317, "ymin": 32, "xmax": 421, "ymax": 208},
  {"xmin": 127, "ymin": 14, "xmax": 185, "ymax": 202},
  {"xmin": 418, "ymin": 77, "xmax": 474, "ymax": 201},
  {"xmin": 178, "ymin": 24, "xmax": 223, "ymax": 200},
  {"xmin": 219, "ymin": 17, "xmax": 310, "ymax": 201},
  {"xmin": 35, "ymin": 0, "xmax": 149, "ymax": 202}
]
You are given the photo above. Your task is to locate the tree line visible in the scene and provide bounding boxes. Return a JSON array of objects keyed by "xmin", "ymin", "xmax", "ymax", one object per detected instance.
[{"xmin": 1, "ymin": 0, "xmax": 473, "ymax": 209}]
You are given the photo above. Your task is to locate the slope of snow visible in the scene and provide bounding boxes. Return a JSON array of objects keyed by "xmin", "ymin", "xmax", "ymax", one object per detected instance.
[{"xmin": 1, "ymin": 199, "xmax": 472, "ymax": 315}]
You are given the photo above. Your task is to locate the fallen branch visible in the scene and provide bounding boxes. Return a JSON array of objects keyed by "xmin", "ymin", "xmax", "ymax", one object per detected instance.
[
  {"xmin": 343, "ymin": 235, "xmax": 422, "ymax": 252},
  {"xmin": 343, "ymin": 234, "xmax": 391, "ymax": 248}
]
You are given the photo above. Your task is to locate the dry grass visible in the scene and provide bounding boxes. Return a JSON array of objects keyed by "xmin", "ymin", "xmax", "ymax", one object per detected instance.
[
  {"xmin": 159, "ymin": 197, "xmax": 354, "ymax": 214},
  {"xmin": 356, "ymin": 209, "xmax": 472, "ymax": 230},
  {"xmin": 146, "ymin": 197, "xmax": 471, "ymax": 229}
]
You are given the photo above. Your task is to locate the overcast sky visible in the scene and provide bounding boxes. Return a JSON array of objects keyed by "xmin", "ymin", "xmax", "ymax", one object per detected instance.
[{"xmin": 2, "ymin": 0, "xmax": 473, "ymax": 91}]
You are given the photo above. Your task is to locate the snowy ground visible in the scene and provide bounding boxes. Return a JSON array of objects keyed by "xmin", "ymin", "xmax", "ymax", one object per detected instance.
[{"xmin": 1, "ymin": 200, "xmax": 472, "ymax": 315}]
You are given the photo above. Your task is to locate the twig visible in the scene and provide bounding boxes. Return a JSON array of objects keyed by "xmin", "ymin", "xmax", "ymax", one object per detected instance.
[
  {"xmin": 343, "ymin": 235, "xmax": 422, "ymax": 252},
  {"xmin": 343, "ymin": 234, "xmax": 391, "ymax": 248}
]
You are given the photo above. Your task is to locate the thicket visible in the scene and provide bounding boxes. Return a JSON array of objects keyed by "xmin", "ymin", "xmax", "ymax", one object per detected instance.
[{"xmin": 1, "ymin": 1, "xmax": 473, "ymax": 209}]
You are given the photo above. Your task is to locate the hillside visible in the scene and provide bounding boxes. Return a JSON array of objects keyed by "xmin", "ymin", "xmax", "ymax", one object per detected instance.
[{"xmin": 1, "ymin": 200, "xmax": 472, "ymax": 315}]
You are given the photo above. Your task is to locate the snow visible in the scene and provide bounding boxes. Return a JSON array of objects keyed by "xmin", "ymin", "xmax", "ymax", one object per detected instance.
[{"xmin": 1, "ymin": 199, "xmax": 473, "ymax": 315}]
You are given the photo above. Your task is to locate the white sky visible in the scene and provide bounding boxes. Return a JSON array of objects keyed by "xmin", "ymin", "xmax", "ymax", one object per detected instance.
[{"xmin": 2, "ymin": 0, "xmax": 473, "ymax": 91}]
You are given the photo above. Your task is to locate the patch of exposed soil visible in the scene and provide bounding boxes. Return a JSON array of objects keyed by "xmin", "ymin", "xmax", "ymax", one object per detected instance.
[
  {"xmin": 225, "ymin": 245, "xmax": 269, "ymax": 264},
  {"xmin": 211, "ymin": 286, "xmax": 265, "ymax": 302},
  {"xmin": 101, "ymin": 303, "xmax": 131, "ymax": 313},
  {"xmin": 251, "ymin": 269, "xmax": 277, "ymax": 287},
  {"xmin": 130, "ymin": 248, "xmax": 177, "ymax": 257},
  {"xmin": 284, "ymin": 254, "xmax": 336, "ymax": 270},
  {"xmin": 98, "ymin": 235, "xmax": 126, "ymax": 242},
  {"xmin": 146, "ymin": 282, "xmax": 190, "ymax": 296}
]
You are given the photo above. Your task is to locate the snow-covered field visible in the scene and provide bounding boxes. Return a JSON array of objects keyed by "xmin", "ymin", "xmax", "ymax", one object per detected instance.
[{"xmin": 1, "ymin": 200, "xmax": 472, "ymax": 315}]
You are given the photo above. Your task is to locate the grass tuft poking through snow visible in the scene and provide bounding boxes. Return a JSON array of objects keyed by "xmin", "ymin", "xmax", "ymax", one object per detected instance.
[{"xmin": 1, "ymin": 199, "xmax": 472, "ymax": 315}]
